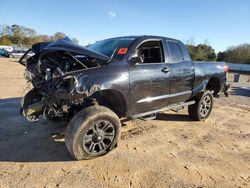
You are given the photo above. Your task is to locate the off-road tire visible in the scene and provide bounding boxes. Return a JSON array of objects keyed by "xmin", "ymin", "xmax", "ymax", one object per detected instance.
[
  {"xmin": 188, "ymin": 91, "xmax": 213, "ymax": 121},
  {"xmin": 65, "ymin": 105, "xmax": 121, "ymax": 160}
]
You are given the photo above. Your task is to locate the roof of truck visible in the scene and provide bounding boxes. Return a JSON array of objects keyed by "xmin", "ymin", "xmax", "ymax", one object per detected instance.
[{"xmin": 105, "ymin": 35, "xmax": 181, "ymax": 42}]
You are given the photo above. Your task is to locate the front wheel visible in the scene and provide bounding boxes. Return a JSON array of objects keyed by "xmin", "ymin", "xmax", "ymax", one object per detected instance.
[
  {"xmin": 65, "ymin": 105, "xmax": 121, "ymax": 160},
  {"xmin": 188, "ymin": 91, "xmax": 213, "ymax": 121}
]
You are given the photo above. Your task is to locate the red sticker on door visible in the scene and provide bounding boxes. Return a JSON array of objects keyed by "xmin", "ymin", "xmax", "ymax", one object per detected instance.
[{"xmin": 117, "ymin": 48, "xmax": 128, "ymax": 55}]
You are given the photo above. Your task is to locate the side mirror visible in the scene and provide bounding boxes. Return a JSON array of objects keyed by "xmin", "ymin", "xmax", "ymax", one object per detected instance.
[{"xmin": 130, "ymin": 50, "xmax": 143, "ymax": 64}]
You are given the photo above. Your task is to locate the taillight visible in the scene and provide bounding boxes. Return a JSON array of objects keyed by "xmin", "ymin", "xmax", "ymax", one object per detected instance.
[
  {"xmin": 224, "ymin": 65, "xmax": 229, "ymax": 73},
  {"xmin": 224, "ymin": 64, "xmax": 229, "ymax": 79}
]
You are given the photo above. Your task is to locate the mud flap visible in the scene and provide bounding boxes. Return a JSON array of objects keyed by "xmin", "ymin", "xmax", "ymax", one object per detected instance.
[{"xmin": 223, "ymin": 84, "xmax": 231, "ymax": 97}]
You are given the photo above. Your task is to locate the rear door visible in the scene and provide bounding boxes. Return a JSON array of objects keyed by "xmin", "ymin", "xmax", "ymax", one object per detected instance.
[
  {"xmin": 166, "ymin": 40, "xmax": 195, "ymax": 104},
  {"xmin": 128, "ymin": 39, "xmax": 172, "ymax": 115}
]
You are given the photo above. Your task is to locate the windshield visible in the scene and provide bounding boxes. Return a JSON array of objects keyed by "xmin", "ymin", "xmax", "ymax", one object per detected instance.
[{"xmin": 88, "ymin": 37, "xmax": 136, "ymax": 57}]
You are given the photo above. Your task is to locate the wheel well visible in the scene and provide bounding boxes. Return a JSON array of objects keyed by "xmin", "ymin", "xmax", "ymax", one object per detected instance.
[
  {"xmin": 190, "ymin": 77, "xmax": 221, "ymax": 101},
  {"xmin": 206, "ymin": 77, "xmax": 221, "ymax": 95},
  {"xmin": 88, "ymin": 90, "xmax": 127, "ymax": 118}
]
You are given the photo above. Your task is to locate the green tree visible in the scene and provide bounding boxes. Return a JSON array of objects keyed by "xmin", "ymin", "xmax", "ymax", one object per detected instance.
[
  {"xmin": 85, "ymin": 43, "xmax": 92, "ymax": 48},
  {"xmin": 0, "ymin": 25, "xmax": 12, "ymax": 45},
  {"xmin": 71, "ymin": 37, "xmax": 79, "ymax": 44},
  {"xmin": 53, "ymin": 32, "xmax": 66, "ymax": 41},
  {"xmin": 23, "ymin": 28, "xmax": 37, "ymax": 45},
  {"xmin": 0, "ymin": 24, "xmax": 11, "ymax": 36},
  {"xmin": 223, "ymin": 44, "xmax": 250, "ymax": 64},
  {"xmin": 10, "ymin": 24, "xmax": 24, "ymax": 44},
  {"xmin": 0, "ymin": 35, "xmax": 12, "ymax": 45},
  {"xmin": 34, "ymin": 34, "xmax": 51, "ymax": 43},
  {"xmin": 0, "ymin": 24, "xmax": 78, "ymax": 47},
  {"xmin": 186, "ymin": 44, "xmax": 216, "ymax": 61},
  {"xmin": 217, "ymin": 52, "xmax": 225, "ymax": 61}
]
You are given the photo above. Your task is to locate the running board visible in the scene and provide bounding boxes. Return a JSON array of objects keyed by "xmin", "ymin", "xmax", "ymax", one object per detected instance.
[
  {"xmin": 138, "ymin": 113, "xmax": 157, "ymax": 121},
  {"xmin": 130, "ymin": 101, "xmax": 195, "ymax": 119}
]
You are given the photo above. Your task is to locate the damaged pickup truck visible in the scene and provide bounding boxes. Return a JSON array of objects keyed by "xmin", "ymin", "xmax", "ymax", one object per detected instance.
[{"xmin": 19, "ymin": 36, "xmax": 229, "ymax": 160}]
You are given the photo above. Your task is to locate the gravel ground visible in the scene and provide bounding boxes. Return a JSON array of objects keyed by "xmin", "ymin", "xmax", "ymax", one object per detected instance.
[
  {"xmin": 0, "ymin": 57, "xmax": 249, "ymax": 188},
  {"xmin": 215, "ymin": 73, "xmax": 250, "ymax": 108}
]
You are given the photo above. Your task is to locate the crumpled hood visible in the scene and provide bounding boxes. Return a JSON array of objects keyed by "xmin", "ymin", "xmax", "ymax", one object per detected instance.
[
  {"xmin": 31, "ymin": 41, "xmax": 52, "ymax": 54},
  {"xmin": 31, "ymin": 37, "xmax": 110, "ymax": 61}
]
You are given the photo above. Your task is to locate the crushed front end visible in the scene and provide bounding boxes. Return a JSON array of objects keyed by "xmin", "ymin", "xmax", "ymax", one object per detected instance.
[{"xmin": 19, "ymin": 38, "xmax": 109, "ymax": 122}]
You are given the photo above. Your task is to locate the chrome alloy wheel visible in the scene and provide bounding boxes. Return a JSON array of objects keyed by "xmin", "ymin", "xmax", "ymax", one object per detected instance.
[
  {"xmin": 200, "ymin": 95, "xmax": 212, "ymax": 117},
  {"xmin": 82, "ymin": 120, "xmax": 115, "ymax": 155}
]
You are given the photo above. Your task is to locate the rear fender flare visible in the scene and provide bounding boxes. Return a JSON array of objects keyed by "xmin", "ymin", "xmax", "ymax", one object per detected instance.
[{"xmin": 192, "ymin": 79, "xmax": 209, "ymax": 98}]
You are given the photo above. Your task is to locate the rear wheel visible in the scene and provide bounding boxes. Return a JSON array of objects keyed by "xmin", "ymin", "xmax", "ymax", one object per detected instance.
[
  {"xmin": 65, "ymin": 105, "xmax": 121, "ymax": 160},
  {"xmin": 188, "ymin": 91, "xmax": 213, "ymax": 121}
]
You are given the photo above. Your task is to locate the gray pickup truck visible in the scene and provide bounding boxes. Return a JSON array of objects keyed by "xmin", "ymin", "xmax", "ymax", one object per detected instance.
[{"xmin": 19, "ymin": 36, "xmax": 229, "ymax": 160}]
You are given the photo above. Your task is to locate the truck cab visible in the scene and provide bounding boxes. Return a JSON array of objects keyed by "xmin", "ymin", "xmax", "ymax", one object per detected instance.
[{"xmin": 127, "ymin": 36, "xmax": 195, "ymax": 115}]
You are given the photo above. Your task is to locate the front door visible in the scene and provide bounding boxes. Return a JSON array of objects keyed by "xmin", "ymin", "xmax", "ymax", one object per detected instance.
[{"xmin": 128, "ymin": 39, "xmax": 172, "ymax": 115}]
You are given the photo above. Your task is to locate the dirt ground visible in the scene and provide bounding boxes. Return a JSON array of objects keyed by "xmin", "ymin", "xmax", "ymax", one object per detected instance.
[{"xmin": 0, "ymin": 57, "xmax": 249, "ymax": 188}]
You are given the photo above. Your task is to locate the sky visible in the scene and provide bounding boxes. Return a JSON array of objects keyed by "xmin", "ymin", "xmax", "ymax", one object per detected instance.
[{"xmin": 0, "ymin": 0, "xmax": 250, "ymax": 52}]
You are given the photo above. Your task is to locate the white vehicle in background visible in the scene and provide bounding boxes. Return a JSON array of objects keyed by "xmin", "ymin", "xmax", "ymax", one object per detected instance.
[
  {"xmin": 8, "ymin": 50, "xmax": 34, "ymax": 58},
  {"xmin": 8, "ymin": 50, "xmax": 25, "ymax": 58},
  {"xmin": 0, "ymin": 45, "xmax": 14, "ymax": 52}
]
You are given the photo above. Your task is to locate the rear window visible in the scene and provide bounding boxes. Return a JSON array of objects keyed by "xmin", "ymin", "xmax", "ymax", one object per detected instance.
[{"xmin": 167, "ymin": 41, "xmax": 184, "ymax": 63}]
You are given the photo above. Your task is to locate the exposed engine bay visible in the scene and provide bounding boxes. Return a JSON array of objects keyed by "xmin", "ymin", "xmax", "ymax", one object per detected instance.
[{"xmin": 20, "ymin": 38, "xmax": 109, "ymax": 122}]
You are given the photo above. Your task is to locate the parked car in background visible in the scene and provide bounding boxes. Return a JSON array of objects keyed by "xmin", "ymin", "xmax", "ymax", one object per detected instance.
[
  {"xmin": 0, "ymin": 49, "xmax": 9, "ymax": 57},
  {"xmin": 8, "ymin": 50, "xmax": 34, "ymax": 58},
  {"xmin": 0, "ymin": 45, "xmax": 14, "ymax": 52},
  {"xmin": 8, "ymin": 50, "xmax": 26, "ymax": 58}
]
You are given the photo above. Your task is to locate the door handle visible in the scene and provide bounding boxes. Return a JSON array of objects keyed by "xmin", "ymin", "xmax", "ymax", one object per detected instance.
[{"xmin": 161, "ymin": 67, "xmax": 171, "ymax": 73}]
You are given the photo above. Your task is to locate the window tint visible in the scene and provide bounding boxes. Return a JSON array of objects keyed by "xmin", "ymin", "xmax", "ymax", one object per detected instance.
[
  {"xmin": 137, "ymin": 41, "xmax": 164, "ymax": 64},
  {"xmin": 88, "ymin": 37, "xmax": 135, "ymax": 58},
  {"xmin": 167, "ymin": 41, "xmax": 184, "ymax": 62}
]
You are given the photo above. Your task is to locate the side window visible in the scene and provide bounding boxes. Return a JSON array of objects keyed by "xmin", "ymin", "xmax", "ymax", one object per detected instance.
[
  {"xmin": 136, "ymin": 40, "xmax": 164, "ymax": 64},
  {"xmin": 167, "ymin": 41, "xmax": 184, "ymax": 63}
]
